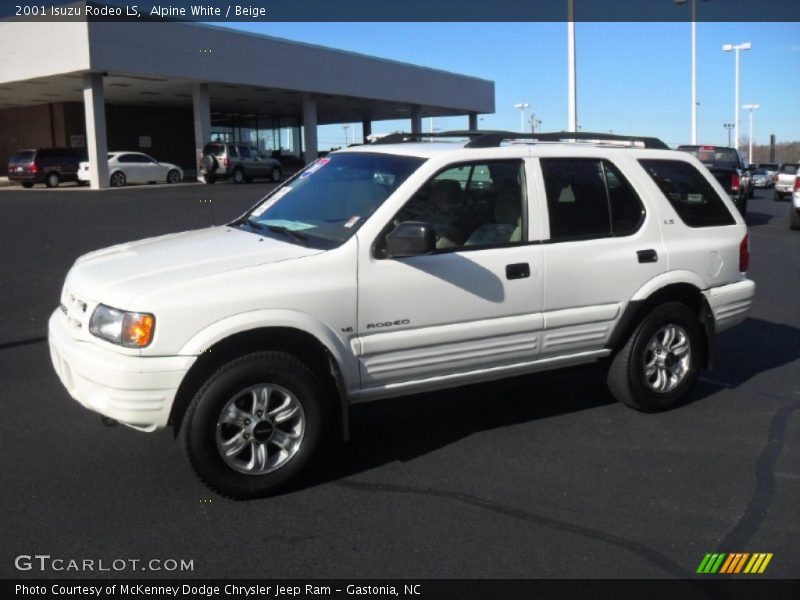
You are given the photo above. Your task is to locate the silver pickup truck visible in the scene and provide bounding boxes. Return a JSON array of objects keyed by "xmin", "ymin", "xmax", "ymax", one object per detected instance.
[{"xmin": 774, "ymin": 163, "xmax": 799, "ymax": 201}]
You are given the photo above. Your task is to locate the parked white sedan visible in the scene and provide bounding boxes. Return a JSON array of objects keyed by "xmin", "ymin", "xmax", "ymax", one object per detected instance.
[{"xmin": 79, "ymin": 152, "xmax": 183, "ymax": 187}]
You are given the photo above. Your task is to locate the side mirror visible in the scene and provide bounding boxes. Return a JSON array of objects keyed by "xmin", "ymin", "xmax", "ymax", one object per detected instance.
[{"xmin": 386, "ymin": 221, "xmax": 436, "ymax": 258}]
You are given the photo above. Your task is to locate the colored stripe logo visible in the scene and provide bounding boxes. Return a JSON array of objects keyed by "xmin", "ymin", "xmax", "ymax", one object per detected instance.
[{"xmin": 696, "ymin": 553, "xmax": 773, "ymax": 574}]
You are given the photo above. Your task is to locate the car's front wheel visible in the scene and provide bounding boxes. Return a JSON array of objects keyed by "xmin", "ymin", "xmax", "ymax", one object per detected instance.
[
  {"xmin": 232, "ymin": 167, "xmax": 245, "ymax": 184},
  {"xmin": 607, "ymin": 302, "xmax": 702, "ymax": 412},
  {"xmin": 270, "ymin": 166, "xmax": 282, "ymax": 182},
  {"xmin": 166, "ymin": 169, "xmax": 181, "ymax": 184},
  {"xmin": 181, "ymin": 352, "xmax": 329, "ymax": 498}
]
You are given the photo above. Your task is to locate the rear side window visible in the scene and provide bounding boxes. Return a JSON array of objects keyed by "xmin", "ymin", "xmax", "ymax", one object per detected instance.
[
  {"xmin": 237, "ymin": 145, "xmax": 251, "ymax": 158},
  {"xmin": 540, "ymin": 158, "xmax": 645, "ymax": 241},
  {"xmin": 639, "ymin": 159, "xmax": 735, "ymax": 227}
]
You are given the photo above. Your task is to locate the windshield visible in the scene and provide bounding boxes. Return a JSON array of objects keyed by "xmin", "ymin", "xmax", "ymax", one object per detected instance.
[
  {"xmin": 239, "ymin": 152, "xmax": 425, "ymax": 248},
  {"xmin": 678, "ymin": 146, "xmax": 740, "ymax": 168}
]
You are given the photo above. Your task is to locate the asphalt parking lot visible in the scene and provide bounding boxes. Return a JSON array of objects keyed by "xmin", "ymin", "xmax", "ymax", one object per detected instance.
[{"xmin": 0, "ymin": 182, "xmax": 798, "ymax": 579}]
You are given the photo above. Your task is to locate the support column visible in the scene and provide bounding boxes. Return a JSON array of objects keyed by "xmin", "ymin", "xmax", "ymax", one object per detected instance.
[
  {"xmin": 192, "ymin": 83, "xmax": 211, "ymax": 182},
  {"xmin": 361, "ymin": 119, "xmax": 372, "ymax": 143},
  {"xmin": 292, "ymin": 122, "xmax": 302, "ymax": 157},
  {"xmin": 410, "ymin": 106, "xmax": 422, "ymax": 135},
  {"xmin": 302, "ymin": 95, "xmax": 318, "ymax": 165},
  {"xmin": 468, "ymin": 113, "xmax": 479, "ymax": 131},
  {"xmin": 83, "ymin": 72, "xmax": 108, "ymax": 190}
]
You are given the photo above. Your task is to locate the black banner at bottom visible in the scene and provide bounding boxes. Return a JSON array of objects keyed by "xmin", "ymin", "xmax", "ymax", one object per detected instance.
[{"xmin": 4, "ymin": 579, "xmax": 799, "ymax": 600}]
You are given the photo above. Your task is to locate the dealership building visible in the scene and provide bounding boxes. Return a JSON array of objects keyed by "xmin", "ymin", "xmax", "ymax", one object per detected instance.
[{"xmin": 0, "ymin": 19, "xmax": 494, "ymax": 188}]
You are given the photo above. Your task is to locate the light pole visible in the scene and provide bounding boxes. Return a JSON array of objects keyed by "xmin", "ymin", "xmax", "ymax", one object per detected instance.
[
  {"xmin": 722, "ymin": 42, "xmax": 752, "ymax": 151},
  {"xmin": 531, "ymin": 114, "xmax": 542, "ymax": 133},
  {"xmin": 514, "ymin": 103, "xmax": 530, "ymax": 134},
  {"xmin": 567, "ymin": 0, "xmax": 577, "ymax": 131},
  {"xmin": 343, "ymin": 124, "xmax": 351, "ymax": 146},
  {"xmin": 674, "ymin": 0, "xmax": 707, "ymax": 144},
  {"xmin": 742, "ymin": 104, "xmax": 760, "ymax": 164},
  {"xmin": 723, "ymin": 123, "xmax": 734, "ymax": 147}
]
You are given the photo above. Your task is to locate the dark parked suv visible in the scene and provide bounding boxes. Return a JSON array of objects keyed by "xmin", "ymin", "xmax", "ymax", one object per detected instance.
[
  {"xmin": 8, "ymin": 148, "xmax": 83, "ymax": 188},
  {"xmin": 200, "ymin": 143, "xmax": 282, "ymax": 184}
]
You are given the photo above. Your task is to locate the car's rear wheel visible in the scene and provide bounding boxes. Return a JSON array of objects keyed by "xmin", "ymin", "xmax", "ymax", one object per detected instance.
[
  {"xmin": 774, "ymin": 191, "xmax": 784, "ymax": 202},
  {"xmin": 204, "ymin": 175, "xmax": 216, "ymax": 184},
  {"xmin": 232, "ymin": 167, "xmax": 245, "ymax": 184},
  {"xmin": 270, "ymin": 166, "xmax": 282, "ymax": 183},
  {"xmin": 110, "ymin": 171, "xmax": 126, "ymax": 187},
  {"xmin": 180, "ymin": 352, "xmax": 329, "ymax": 498},
  {"xmin": 21, "ymin": 182, "xmax": 34, "ymax": 189},
  {"xmin": 45, "ymin": 172, "xmax": 60, "ymax": 188},
  {"xmin": 607, "ymin": 302, "xmax": 702, "ymax": 412},
  {"xmin": 166, "ymin": 169, "xmax": 181, "ymax": 184}
]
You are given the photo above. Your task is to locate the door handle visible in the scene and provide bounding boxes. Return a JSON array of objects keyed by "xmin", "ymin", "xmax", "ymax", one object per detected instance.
[
  {"xmin": 637, "ymin": 249, "xmax": 658, "ymax": 263},
  {"xmin": 506, "ymin": 263, "xmax": 530, "ymax": 280}
]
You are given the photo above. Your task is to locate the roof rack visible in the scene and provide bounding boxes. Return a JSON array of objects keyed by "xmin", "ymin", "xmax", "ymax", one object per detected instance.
[{"xmin": 370, "ymin": 130, "xmax": 669, "ymax": 150}]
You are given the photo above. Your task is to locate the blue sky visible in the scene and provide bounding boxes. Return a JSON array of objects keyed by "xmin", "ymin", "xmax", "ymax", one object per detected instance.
[{"xmin": 226, "ymin": 22, "xmax": 800, "ymax": 150}]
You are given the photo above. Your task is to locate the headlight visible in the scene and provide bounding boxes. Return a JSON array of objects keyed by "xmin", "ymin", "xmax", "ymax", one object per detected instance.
[{"xmin": 89, "ymin": 304, "xmax": 155, "ymax": 348}]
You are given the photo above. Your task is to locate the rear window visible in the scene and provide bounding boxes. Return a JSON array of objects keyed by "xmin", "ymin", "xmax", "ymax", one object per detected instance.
[
  {"xmin": 639, "ymin": 159, "xmax": 736, "ymax": 228},
  {"xmin": 677, "ymin": 146, "xmax": 740, "ymax": 169},
  {"xmin": 779, "ymin": 164, "xmax": 798, "ymax": 175},
  {"xmin": 10, "ymin": 151, "xmax": 34, "ymax": 164},
  {"xmin": 203, "ymin": 144, "xmax": 225, "ymax": 157}
]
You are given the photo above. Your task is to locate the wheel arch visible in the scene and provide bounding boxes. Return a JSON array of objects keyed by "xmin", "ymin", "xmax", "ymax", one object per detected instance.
[
  {"xmin": 607, "ymin": 281, "xmax": 715, "ymax": 370},
  {"xmin": 170, "ymin": 326, "xmax": 351, "ymax": 441}
]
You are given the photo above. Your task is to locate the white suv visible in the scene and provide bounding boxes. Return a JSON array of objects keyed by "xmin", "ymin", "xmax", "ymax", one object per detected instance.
[{"xmin": 48, "ymin": 131, "xmax": 755, "ymax": 498}]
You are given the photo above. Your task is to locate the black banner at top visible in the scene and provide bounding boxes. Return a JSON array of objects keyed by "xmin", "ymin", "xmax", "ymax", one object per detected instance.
[{"xmin": 2, "ymin": 0, "xmax": 800, "ymax": 22}]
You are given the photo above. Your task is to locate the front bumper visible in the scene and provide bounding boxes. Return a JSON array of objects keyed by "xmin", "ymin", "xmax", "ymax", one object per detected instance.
[
  {"xmin": 48, "ymin": 310, "xmax": 196, "ymax": 431},
  {"xmin": 704, "ymin": 279, "xmax": 756, "ymax": 334}
]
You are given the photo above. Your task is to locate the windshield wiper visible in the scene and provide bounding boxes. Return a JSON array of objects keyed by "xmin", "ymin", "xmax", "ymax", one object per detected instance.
[{"xmin": 266, "ymin": 224, "xmax": 308, "ymax": 244}]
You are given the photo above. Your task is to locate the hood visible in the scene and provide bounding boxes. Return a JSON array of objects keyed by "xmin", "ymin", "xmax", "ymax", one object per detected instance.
[{"xmin": 66, "ymin": 226, "xmax": 323, "ymax": 308}]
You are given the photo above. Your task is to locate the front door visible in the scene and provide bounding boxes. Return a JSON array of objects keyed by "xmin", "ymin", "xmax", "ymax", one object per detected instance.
[{"xmin": 356, "ymin": 156, "xmax": 545, "ymax": 396}]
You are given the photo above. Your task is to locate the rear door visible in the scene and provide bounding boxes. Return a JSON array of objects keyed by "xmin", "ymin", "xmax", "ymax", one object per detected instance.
[{"xmin": 536, "ymin": 153, "xmax": 665, "ymax": 356}]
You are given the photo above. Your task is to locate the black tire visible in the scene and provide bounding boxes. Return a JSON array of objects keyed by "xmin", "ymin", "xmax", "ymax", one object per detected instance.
[
  {"xmin": 166, "ymin": 169, "xmax": 181, "ymax": 184},
  {"xmin": 270, "ymin": 166, "xmax": 282, "ymax": 183},
  {"xmin": 204, "ymin": 175, "xmax": 216, "ymax": 185},
  {"xmin": 77, "ymin": 179, "xmax": 89, "ymax": 186},
  {"xmin": 607, "ymin": 302, "xmax": 702, "ymax": 413},
  {"xmin": 21, "ymin": 182, "xmax": 34, "ymax": 189},
  {"xmin": 774, "ymin": 191, "xmax": 784, "ymax": 202},
  {"xmin": 180, "ymin": 352, "xmax": 330, "ymax": 499},
  {"xmin": 790, "ymin": 206, "xmax": 800, "ymax": 231},
  {"xmin": 737, "ymin": 195, "xmax": 747, "ymax": 217},
  {"xmin": 232, "ymin": 167, "xmax": 245, "ymax": 184},
  {"xmin": 110, "ymin": 171, "xmax": 126, "ymax": 187},
  {"xmin": 45, "ymin": 172, "xmax": 60, "ymax": 188}
]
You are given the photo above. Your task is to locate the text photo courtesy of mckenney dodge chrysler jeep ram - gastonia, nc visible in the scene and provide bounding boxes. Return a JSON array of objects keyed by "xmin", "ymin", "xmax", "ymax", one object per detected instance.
[{"xmin": 48, "ymin": 131, "xmax": 755, "ymax": 498}]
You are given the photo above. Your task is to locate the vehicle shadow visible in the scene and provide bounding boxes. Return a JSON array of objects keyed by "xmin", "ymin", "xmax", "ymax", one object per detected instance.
[
  {"xmin": 745, "ymin": 211, "xmax": 773, "ymax": 227},
  {"xmin": 299, "ymin": 363, "xmax": 712, "ymax": 490},
  {"xmin": 297, "ymin": 317, "xmax": 800, "ymax": 491}
]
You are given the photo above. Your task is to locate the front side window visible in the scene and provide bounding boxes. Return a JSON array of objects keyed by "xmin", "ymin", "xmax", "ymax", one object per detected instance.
[
  {"xmin": 540, "ymin": 158, "xmax": 644, "ymax": 241},
  {"xmin": 240, "ymin": 152, "xmax": 425, "ymax": 249},
  {"xmin": 639, "ymin": 159, "xmax": 735, "ymax": 227},
  {"xmin": 237, "ymin": 145, "xmax": 251, "ymax": 159},
  {"xmin": 391, "ymin": 160, "xmax": 526, "ymax": 251}
]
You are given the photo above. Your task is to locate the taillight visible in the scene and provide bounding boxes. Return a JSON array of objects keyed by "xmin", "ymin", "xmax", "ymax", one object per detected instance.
[
  {"xmin": 223, "ymin": 157, "xmax": 230, "ymax": 167},
  {"xmin": 794, "ymin": 176, "xmax": 800, "ymax": 192},
  {"xmin": 739, "ymin": 234, "xmax": 750, "ymax": 272},
  {"xmin": 773, "ymin": 174, "xmax": 778, "ymax": 183},
  {"xmin": 30, "ymin": 163, "xmax": 39, "ymax": 174},
  {"xmin": 731, "ymin": 173, "xmax": 740, "ymax": 191}
]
